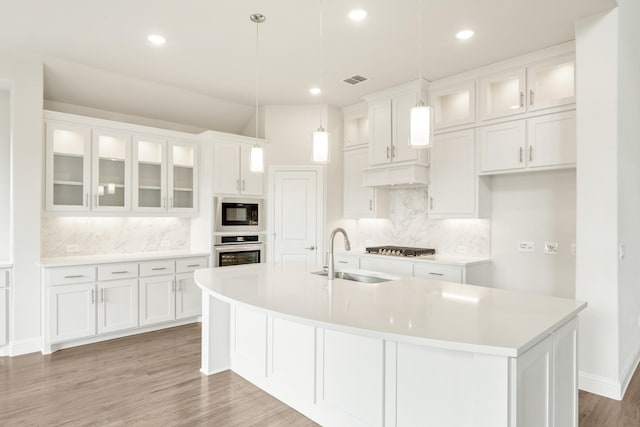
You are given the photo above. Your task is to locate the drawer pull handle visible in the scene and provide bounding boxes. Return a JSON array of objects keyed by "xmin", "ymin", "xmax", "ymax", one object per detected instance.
[
  {"xmin": 187, "ymin": 264, "xmax": 200, "ymax": 268},
  {"xmin": 429, "ymin": 272, "xmax": 444, "ymax": 276},
  {"xmin": 151, "ymin": 267, "xmax": 167, "ymax": 271},
  {"xmin": 112, "ymin": 271, "xmax": 129, "ymax": 274},
  {"xmin": 64, "ymin": 275, "xmax": 84, "ymax": 279},
  {"xmin": 337, "ymin": 261, "xmax": 348, "ymax": 264}
]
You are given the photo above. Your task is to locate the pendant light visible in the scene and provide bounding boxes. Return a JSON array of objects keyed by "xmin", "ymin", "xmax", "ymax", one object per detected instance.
[
  {"xmin": 249, "ymin": 13, "xmax": 265, "ymax": 173},
  {"xmin": 312, "ymin": 0, "xmax": 330, "ymax": 163},
  {"xmin": 409, "ymin": 0, "xmax": 431, "ymax": 149}
]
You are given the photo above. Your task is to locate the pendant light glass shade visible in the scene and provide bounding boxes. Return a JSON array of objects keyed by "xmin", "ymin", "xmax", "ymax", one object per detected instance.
[
  {"xmin": 409, "ymin": 104, "xmax": 431, "ymax": 148},
  {"xmin": 249, "ymin": 145, "xmax": 264, "ymax": 173},
  {"xmin": 312, "ymin": 127, "xmax": 330, "ymax": 163}
]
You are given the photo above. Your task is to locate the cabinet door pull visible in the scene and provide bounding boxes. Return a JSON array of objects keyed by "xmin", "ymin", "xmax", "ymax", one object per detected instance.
[
  {"xmin": 64, "ymin": 275, "xmax": 84, "ymax": 279},
  {"xmin": 369, "ymin": 199, "xmax": 373, "ymax": 211},
  {"xmin": 100, "ymin": 288, "xmax": 105, "ymax": 303},
  {"xmin": 520, "ymin": 92, "xmax": 524, "ymax": 108},
  {"xmin": 111, "ymin": 271, "xmax": 128, "ymax": 274},
  {"xmin": 391, "ymin": 145, "xmax": 396, "ymax": 159},
  {"xmin": 430, "ymin": 197, "xmax": 434, "ymax": 210},
  {"xmin": 236, "ymin": 179, "xmax": 240, "ymax": 191},
  {"xmin": 386, "ymin": 146, "xmax": 390, "ymax": 159},
  {"xmin": 429, "ymin": 272, "xmax": 444, "ymax": 276},
  {"xmin": 85, "ymin": 193, "xmax": 89, "ymax": 207},
  {"xmin": 529, "ymin": 89, "xmax": 534, "ymax": 106},
  {"xmin": 187, "ymin": 264, "xmax": 200, "ymax": 268},
  {"xmin": 242, "ymin": 180, "xmax": 246, "ymax": 191},
  {"xmin": 151, "ymin": 267, "xmax": 167, "ymax": 271},
  {"xmin": 91, "ymin": 289, "xmax": 95, "ymax": 304},
  {"xmin": 170, "ymin": 197, "xmax": 173, "ymax": 208},
  {"xmin": 337, "ymin": 260, "xmax": 348, "ymax": 264},
  {"xmin": 519, "ymin": 147, "xmax": 524, "ymax": 163},
  {"xmin": 529, "ymin": 145, "xmax": 533, "ymax": 162}
]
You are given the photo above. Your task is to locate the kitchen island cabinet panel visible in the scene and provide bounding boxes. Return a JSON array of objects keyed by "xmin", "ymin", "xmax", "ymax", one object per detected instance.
[{"xmin": 231, "ymin": 305, "xmax": 268, "ymax": 380}]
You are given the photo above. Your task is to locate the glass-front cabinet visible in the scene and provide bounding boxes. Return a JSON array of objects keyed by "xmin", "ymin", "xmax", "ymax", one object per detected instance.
[
  {"xmin": 527, "ymin": 55, "xmax": 575, "ymax": 112},
  {"xmin": 431, "ymin": 80, "xmax": 476, "ymax": 130},
  {"xmin": 479, "ymin": 69, "xmax": 527, "ymax": 121},
  {"xmin": 132, "ymin": 137, "xmax": 197, "ymax": 213},
  {"xmin": 45, "ymin": 122, "xmax": 92, "ymax": 211},
  {"xmin": 92, "ymin": 130, "xmax": 131, "ymax": 211}
]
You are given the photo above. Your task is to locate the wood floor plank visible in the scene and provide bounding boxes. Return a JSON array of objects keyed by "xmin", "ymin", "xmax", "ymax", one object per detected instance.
[{"xmin": 2, "ymin": 322, "xmax": 639, "ymax": 426}]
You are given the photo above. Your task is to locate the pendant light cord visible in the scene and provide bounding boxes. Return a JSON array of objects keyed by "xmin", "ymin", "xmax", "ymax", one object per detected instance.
[
  {"xmin": 255, "ymin": 19, "xmax": 260, "ymax": 139},
  {"xmin": 319, "ymin": 0, "xmax": 324, "ymax": 130},
  {"xmin": 417, "ymin": 0, "xmax": 423, "ymax": 106}
]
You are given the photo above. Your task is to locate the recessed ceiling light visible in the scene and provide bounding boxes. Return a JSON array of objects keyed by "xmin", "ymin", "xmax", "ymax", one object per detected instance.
[
  {"xmin": 456, "ymin": 29, "xmax": 474, "ymax": 40},
  {"xmin": 147, "ymin": 34, "xmax": 166, "ymax": 45},
  {"xmin": 348, "ymin": 9, "xmax": 367, "ymax": 21},
  {"xmin": 309, "ymin": 87, "xmax": 322, "ymax": 95}
]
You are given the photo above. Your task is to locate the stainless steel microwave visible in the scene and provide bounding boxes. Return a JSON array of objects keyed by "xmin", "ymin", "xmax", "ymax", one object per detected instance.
[{"xmin": 214, "ymin": 197, "xmax": 264, "ymax": 232}]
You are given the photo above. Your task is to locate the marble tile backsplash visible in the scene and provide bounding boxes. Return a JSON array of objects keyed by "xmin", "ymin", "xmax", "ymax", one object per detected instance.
[
  {"xmin": 345, "ymin": 188, "xmax": 490, "ymax": 257},
  {"xmin": 41, "ymin": 217, "xmax": 191, "ymax": 258}
]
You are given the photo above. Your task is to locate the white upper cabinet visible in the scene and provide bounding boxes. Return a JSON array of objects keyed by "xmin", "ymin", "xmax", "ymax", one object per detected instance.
[
  {"xmin": 343, "ymin": 147, "xmax": 388, "ymax": 218},
  {"xmin": 479, "ymin": 120, "xmax": 527, "ymax": 173},
  {"xmin": 366, "ymin": 83, "xmax": 427, "ymax": 167},
  {"xmin": 429, "ymin": 129, "xmax": 488, "ymax": 218},
  {"xmin": 45, "ymin": 121, "xmax": 92, "ymax": 211},
  {"xmin": 527, "ymin": 111, "xmax": 576, "ymax": 169},
  {"xmin": 479, "ymin": 68, "xmax": 527, "ymax": 121},
  {"xmin": 132, "ymin": 137, "xmax": 198, "ymax": 213},
  {"xmin": 343, "ymin": 103, "xmax": 369, "ymax": 149},
  {"xmin": 431, "ymin": 80, "xmax": 476, "ymax": 130},
  {"xmin": 213, "ymin": 141, "xmax": 263, "ymax": 196},
  {"xmin": 527, "ymin": 55, "xmax": 575, "ymax": 112},
  {"xmin": 92, "ymin": 129, "xmax": 131, "ymax": 212}
]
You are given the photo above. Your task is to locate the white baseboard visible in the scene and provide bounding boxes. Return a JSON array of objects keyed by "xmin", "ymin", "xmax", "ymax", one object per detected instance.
[
  {"xmin": 620, "ymin": 341, "xmax": 640, "ymax": 399},
  {"xmin": 200, "ymin": 367, "xmax": 229, "ymax": 376},
  {"xmin": 8, "ymin": 337, "xmax": 42, "ymax": 356},
  {"xmin": 579, "ymin": 371, "xmax": 622, "ymax": 400}
]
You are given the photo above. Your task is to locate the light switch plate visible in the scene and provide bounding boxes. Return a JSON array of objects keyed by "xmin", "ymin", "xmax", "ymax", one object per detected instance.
[
  {"xmin": 518, "ymin": 241, "xmax": 534, "ymax": 252},
  {"xmin": 544, "ymin": 242, "xmax": 559, "ymax": 255}
]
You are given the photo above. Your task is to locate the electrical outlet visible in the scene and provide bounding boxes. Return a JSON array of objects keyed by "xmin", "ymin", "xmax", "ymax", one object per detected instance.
[
  {"xmin": 518, "ymin": 241, "xmax": 534, "ymax": 253},
  {"xmin": 66, "ymin": 244, "xmax": 80, "ymax": 253},
  {"xmin": 160, "ymin": 240, "xmax": 171, "ymax": 249},
  {"xmin": 456, "ymin": 245, "xmax": 468, "ymax": 254},
  {"xmin": 544, "ymin": 242, "xmax": 559, "ymax": 255},
  {"xmin": 571, "ymin": 243, "xmax": 576, "ymax": 256}
]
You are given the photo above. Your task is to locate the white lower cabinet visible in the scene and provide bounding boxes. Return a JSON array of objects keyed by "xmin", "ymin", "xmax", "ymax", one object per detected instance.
[
  {"xmin": 229, "ymin": 303, "xmax": 579, "ymax": 427},
  {"xmin": 97, "ymin": 279, "xmax": 138, "ymax": 334},
  {"xmin": 0, "ymin": 269, "xmax": 9, "ymax": 347},
  {"xmin": 48, "ymin": 282, "xmax": 97, "ymax": 342},
  {"xmin": 43, "ymin": 255, "xmax": 206, "ymax": 352},
  {"xmin": 413, "ymin": 263, "xmax": 463, "ymax": 283},
  {"xmin": 139, "ymin": 274, "xmax": 175, "ymax": 326},
  {"xmin": 360, "ymin": 257, "xmax": 414, "ymax": 277}
]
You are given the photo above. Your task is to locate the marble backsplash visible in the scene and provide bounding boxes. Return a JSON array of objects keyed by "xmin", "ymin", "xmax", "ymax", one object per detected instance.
[
  {"xmin": 341, "ymin": 188, "xmax": 490, "ymax": 258},
  {"xmin": 41, "ymin": 217, "xmax": 191, "ymax": 258}
]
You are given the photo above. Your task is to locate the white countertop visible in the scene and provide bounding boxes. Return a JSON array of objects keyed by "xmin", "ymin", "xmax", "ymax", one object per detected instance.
[
  {"xmin": 195, "ymin": 262, "xmax": 585, "ymax": 357},
  {"xmin": 338, "ymin": 251, "xmax": 491, "ymax": 266},
  {"xmin": 40, "ymin": 250, "xmax": 210, "ymax": 267}
]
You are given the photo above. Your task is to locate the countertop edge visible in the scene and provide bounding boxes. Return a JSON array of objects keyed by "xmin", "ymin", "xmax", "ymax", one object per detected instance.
[
  {"xmin": 336, "ymin": 251, "xmax": 491, "ymax": 266},
  {"xmin": 40, "ymin": 251, "xmax": 210, "ymax": 267}
]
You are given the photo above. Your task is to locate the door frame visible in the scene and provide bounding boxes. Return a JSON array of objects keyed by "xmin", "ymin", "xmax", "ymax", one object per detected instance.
[{"xmin": 267, "ymin": 165, "xmax": 325, "ymax": 265}]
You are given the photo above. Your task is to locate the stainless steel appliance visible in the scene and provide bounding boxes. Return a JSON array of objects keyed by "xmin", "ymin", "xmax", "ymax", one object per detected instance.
[
  {"xmin": 214, "ymin": 234, "xmax": 265, "ymax": 267},
  {"xmin": 214, "ymin": 197, "xmax": 263, "ymax": 232},
  {"xmin": 365, "ymin": 246, "xmax": 436, "ymax": 257}
]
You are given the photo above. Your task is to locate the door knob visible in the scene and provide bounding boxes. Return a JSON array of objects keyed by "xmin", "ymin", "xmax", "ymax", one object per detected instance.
[{"xmin": 305, "ymin": 245, "xmax": 316, "ymax": 251}]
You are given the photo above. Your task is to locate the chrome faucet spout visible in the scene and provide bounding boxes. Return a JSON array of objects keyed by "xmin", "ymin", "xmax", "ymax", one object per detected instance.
[{"xmin": 328, "ymin": 227, "xmax": 351, "ymax": 280}]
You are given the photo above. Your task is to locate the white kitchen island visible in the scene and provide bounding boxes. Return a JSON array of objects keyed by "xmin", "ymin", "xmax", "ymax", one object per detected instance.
[{"xmin": 194, "ymin": 262, "xmax": 586, "ymax": 427}]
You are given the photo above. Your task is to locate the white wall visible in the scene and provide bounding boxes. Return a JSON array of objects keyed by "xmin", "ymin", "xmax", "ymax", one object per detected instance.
[
  {"xmin": 616, "ymin": 0, "xmax": 640, "ymax": 394},
  {"xmin": 575, "ymin": 8, "xmax": 622, "ymax": 397},
  {"xmin": 0, "ymin": 50, "xmax": 43, "ymax": 354},
  {"xmin": 490, "ymin": 170, "xmax": 576, "ymax": 298},
  {"xmin": 0, "ymin": 90, "xmax": 10, "ymax": 261}
]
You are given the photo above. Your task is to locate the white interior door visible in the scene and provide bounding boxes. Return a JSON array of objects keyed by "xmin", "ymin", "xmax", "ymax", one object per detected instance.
[{"xmin": 271, "ymin": 168, "xmax": 322, "ymax": 265}]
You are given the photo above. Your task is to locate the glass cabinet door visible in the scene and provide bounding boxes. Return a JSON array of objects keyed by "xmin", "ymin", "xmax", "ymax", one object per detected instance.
[
  {"xmin": 479, "ymin": 68, "xmax": 526, "ymax": 120},
  {"xmin": 92, "ymin": 130, "xmax": 130, "ymax": 211},
  {"xmin": 133, "ymin": 137, "xmax": 167, "ymax": 212},
  {"xmin": 46, "ymin": 122, "xmax": 91, "ymax": 211},
  {"xmin": 431, "ymin": 80, "xmax": 476, "ymax": 129},
  {"xmin": 527, "ymin": 55, "xmax": 575, "ymax": 112},
  {"xmin": 168, "ymin": 141, "xmax": 197, "ymax": 211}
]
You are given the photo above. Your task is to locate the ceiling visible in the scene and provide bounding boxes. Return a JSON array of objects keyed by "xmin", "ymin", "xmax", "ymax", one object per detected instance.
[{"xmin": 0, "ymin": 0, "xmax": 616, "ymax": 134}]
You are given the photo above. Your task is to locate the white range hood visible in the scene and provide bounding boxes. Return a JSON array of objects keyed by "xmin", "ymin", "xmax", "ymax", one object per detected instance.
[{"xmin": 362, "ymin": 163, "xmax": 429, "ymax": 188}]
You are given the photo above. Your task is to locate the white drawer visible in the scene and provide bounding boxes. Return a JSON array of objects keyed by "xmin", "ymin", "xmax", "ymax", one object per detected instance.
[
  {"xmin": 0, "ymin": 269, "xmax": 9, "ymax": 288},
  {"xmin": 47, "ymin": 266, "xmax": 96, "ymax": 286},
  {"xmin": 360, "ymin": 257, "xmax": 414, "ymax": 277},
  {"xmin": 139, "ymin": 260, "xmax": 175, "ymax": 277},
  {"xmin": 98, "ymin": 262, "xmax": 138, "ymax": 281},
  {"xmin": 176, "ymin": 257, "xmax": 208, "ymax": 273},
  {"xmin": 333, "ymin": 255, "xmax": 359, "ymax": 271},
  {"xmin": 413, "ymin": 263, "xmax": 463, "ymax": 283}
]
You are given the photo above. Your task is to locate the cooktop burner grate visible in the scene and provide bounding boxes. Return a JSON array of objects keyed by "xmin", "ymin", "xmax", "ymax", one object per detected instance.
[{"xmin": 365, "ymin": 246, "xmax": 436, "ymax": 257}]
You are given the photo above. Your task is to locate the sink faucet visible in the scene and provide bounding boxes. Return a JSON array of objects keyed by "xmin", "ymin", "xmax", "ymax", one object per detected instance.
[{"xmin": 327, "ymin": 227, "xmax": 351, "ymax": 280}]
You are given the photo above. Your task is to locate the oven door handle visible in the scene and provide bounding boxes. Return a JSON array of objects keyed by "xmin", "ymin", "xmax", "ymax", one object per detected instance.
[{"xmin": 214, "ymin": 244, "xmax": 264, "ymax": 253}]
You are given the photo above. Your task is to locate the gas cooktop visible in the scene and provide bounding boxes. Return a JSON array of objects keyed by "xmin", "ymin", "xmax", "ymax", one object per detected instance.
[{"xmin": 365, "ymin": 246, "xmax": 436, "ymax": 257}]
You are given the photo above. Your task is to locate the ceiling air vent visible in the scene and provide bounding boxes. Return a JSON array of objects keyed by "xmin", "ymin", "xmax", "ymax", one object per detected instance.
[{"xmin": 343, "ymin": 74, "xmax": 368, "ymax": 85}]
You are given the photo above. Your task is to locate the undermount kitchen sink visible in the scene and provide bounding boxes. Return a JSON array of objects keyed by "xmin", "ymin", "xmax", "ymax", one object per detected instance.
[{"xmin": 311, "ymin": 270, "xmax": 394, "ymax": 284}]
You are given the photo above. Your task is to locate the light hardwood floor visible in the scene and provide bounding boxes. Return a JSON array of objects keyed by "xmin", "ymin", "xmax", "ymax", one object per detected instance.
[{"xmin": 1, "ymin": 323, "xmax": 638, "ymax": 426}]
